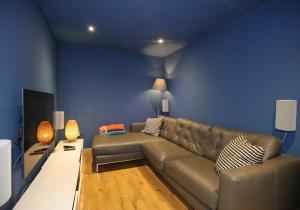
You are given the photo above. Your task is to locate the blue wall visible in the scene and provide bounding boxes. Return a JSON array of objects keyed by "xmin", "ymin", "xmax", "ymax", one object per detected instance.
[
  {"xmin": 58, "ymin": 44, "xmax": 164, "ymax": 147},
  {"xmin": 165, "ymin": 0, "xmax": 300, "ymax": 156},
  {"xmin": 0, "ymin": 0, "xmax": 57, "ymax": 207}
]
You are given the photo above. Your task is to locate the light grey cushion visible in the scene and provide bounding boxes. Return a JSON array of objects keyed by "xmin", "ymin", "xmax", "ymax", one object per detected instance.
[{"xmin": 141, "ymin": 117, "xmax": 163, "ymax": 136}]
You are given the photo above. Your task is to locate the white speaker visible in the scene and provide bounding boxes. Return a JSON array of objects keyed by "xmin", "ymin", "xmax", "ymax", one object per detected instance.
[
  {"xmin": 162, "ymin": 99, "xmax": 169, "ymax": 113},
  {"xmin": 275, "ymin": 100, "xmax": 297, "ymax": 131},
  {"xmin": 0, "ymin": 140, "xmax": 11, "ymax": 206},
  {"xmin": 53, "ymin": 111, "xmax": 64, "ymax": 130}
]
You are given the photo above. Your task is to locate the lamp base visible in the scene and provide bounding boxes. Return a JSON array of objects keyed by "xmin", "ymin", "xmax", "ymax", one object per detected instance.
[{"xmin": 66, "ymin": 139, "xmax": 78, "ymax": 143}]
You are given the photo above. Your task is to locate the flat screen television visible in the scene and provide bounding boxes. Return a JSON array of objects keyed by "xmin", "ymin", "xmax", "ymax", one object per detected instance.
[{"xmin": 22, "ymin": 89, "xmax": 54, "ymax": 178}]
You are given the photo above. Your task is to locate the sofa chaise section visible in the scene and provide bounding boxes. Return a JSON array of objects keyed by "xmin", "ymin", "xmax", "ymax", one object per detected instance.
[{"xmin": 92, "ymin": 132, "xmax": 164, "ymax": 171}]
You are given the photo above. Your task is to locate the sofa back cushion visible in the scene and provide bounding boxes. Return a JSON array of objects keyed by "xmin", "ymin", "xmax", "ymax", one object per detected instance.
[
  {"xmin": 168, "ymin": 118, "xmax": 211, "ymax": 156},
  {"xmin": 160, "ymin": 116, "xmax": 177, "ymax": 140},
  {"xmin": 204, "ymin": 126, "xmax": 282, "ymax": 162}
]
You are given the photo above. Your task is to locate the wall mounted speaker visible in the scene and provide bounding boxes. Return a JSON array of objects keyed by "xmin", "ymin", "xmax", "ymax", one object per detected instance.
[{"xmin": 162, "ymin": 99, "xmax": 169, "ymax": 113}]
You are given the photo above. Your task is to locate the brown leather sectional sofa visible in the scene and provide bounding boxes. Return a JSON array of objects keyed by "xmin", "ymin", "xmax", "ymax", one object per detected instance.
[{"xmin": 92, "ymin": 116, "xmax": 300, "ymax": 210}]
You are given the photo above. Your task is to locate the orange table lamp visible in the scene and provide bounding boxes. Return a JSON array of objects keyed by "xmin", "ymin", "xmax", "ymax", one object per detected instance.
[
  {"xmin": 65, "ymin": 120, "xmax": 80, "ymax": 141},
  {"xmin": 37, "ymin": 121, "xmax": 54, "ymax": 144}
]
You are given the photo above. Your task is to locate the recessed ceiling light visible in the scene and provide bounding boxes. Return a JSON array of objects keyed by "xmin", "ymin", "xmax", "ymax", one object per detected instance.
[
  {"xmin": 87, "ymin": 25, "xmax": 95, "ymax": 33},
  {"xmin": 158, "ymin": 38, "xmax": 164, "ymax": 44}
]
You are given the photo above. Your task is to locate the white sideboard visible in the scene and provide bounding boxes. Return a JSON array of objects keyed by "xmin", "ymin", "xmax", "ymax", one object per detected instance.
[
  {"xmin": 0, "ymin": 140, "xmax": 11, "ymax": 207},
  {"xmin": 14, "ymin": 139, "xmax": 84, "ymax": 210}
]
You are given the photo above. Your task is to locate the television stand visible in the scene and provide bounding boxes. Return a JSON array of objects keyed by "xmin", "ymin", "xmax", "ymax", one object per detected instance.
[
  {"xmin": 29, "ymin": 148, "xmax": 48, "ymax": 155},
  {"xmin": 14, "ymin": 139, "xmax": 84, "ymax": 210},
  {"xmin": 34, "ymin": 148, "xmax": 48, "ymax": 153}
]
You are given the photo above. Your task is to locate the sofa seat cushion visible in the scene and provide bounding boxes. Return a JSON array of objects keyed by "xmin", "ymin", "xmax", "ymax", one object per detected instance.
[
  {"xmin": 92, "ymin": 132, "xmax": 164, "ymax": 156},
  {"xmin": 165, "ymin": 156, "xmax": 219, "ymax": 210},
  {"xmin": 160, "ymin": 116, "xmax": 177, "ymax": 140},
  {"xmin": 142, "ymin": 140, "xmax": 194, "ymax": 171}
]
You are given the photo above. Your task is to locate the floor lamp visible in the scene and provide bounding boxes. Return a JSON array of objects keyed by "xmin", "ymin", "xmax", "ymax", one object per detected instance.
[{"xmin": 275, "ymin": 100, "xmax": 297, "ymax": 143}]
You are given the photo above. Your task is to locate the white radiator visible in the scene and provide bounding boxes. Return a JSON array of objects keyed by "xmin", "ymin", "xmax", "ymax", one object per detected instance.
[{"xmin": 0, "ymin": 140, "xmax": 12, "ymax": 206}]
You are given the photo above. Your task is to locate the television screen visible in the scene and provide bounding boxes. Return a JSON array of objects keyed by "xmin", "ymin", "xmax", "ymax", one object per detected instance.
[{"xmin": 22, "ymin": 89, "xmax": 54, "ymax": 178}]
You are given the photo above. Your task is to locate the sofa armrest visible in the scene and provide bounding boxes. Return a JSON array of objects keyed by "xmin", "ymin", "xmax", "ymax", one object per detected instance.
[
  {"xmin": 130, "ymin": 122, "xmax": 145, "ymax": 132},
  {"xmin": 218, "ymin": 155, "xmax": 300, "ymax": 210}
]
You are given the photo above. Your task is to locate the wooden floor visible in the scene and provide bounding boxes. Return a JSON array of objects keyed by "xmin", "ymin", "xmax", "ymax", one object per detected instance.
[{"xmin": 79, "ymin": 149, "xmax": 188, "ymax": 210}]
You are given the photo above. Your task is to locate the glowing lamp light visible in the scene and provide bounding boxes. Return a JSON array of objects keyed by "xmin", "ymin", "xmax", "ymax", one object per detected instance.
[
  {"xmin": 152, "ymin": 78, "xmax": 167, "ymax": 92},
  {"xmin": 37, "ymin": 121, "xmax": 54, "ymax": 144},
  {"xmin": 65, "ymin": 120, "xmax": 80, "ymax": 141},
  {"xmin": 158, "ymin": 38, "xmax": 164, "ymax": 44},
  {"xmin": 87, "ymin": 25, "xmax": 95, "ymax": 33}
]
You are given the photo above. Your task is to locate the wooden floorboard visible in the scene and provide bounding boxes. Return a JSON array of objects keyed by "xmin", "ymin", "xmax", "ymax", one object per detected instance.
[{"xmin": 79, "ymin": 149, "xmax": 188, "ymax": 210}]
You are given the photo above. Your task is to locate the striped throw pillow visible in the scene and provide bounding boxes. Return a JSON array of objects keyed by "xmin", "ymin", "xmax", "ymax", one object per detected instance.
[
  {"xmin": 215, "ymin": 134, "xmax": 265, "ymax": 175},
  {"xmin": 141, "ymin": 118, "xmax": 163, "ymax": 136}
]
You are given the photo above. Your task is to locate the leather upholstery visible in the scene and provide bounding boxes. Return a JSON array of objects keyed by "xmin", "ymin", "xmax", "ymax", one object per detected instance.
[
  {"xmin": 130, "ymin": 122, "xmax": 146, "ymax": 132},
  {"xmin": 94, "ymin": 152, "xmax": 144, "ymax": 166},
  {"xmin": 92, "ymin": 132, "xmax": 163, "ymax": 156},
  {"xmin": 169, "ymin": 118, "xmax": 211, "ymax": 156},
  {"xmin": 142, "ymin": 140, "xmax": 194, "ymax": 171},
  {"xmin": 92, "ymin": 118, "xmax": 298, "ymax": 210},
  {"xmin": 165, "ymin": 156, "xmax": 219, "ymax": 210},
  {"xmin": 160, "ymin": 116, "xmax": 177, "ymax": 140},
  {"xmin": 218, "ymin": 155, "xmax": 300, "ymax": 210},
  {"xmin": 159, "ymin": 172, "xmax": 211, "ymax": 210},
  {"xmin": 204, "ymin": 126, "xmax": 282, "ymax": 161}
]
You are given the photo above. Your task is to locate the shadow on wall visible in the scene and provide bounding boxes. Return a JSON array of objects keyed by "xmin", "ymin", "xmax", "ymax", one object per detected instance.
[
  {"xmin": 139, "ymin": 90, "xmax": 174, "ymax": 117},
  {"xmin": 272, "ymin": 110, "xmax": 297, "ymax": 153},
  {"xmin": 164, "ymin": 50, "xmax": 183, "ymax": 79},
  {"xmin": 273, "ymin": 129, "xmax": 296, "ymax": 153}
]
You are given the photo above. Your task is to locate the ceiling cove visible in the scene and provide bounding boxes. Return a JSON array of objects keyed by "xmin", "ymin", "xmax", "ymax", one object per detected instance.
[{"xmin": 36, "ymin": 0, "xmax": 268, "ymax": 57}]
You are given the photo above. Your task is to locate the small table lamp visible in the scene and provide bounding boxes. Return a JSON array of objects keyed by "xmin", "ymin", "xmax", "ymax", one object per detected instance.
[
  {"xmin": 275, "ymin": 100, "xmax": 297, "ymax": 143},
  {"xmin": 37, "ymin": 121, "xmax": 54, "ymax": 144},
  {"xmin": 65, "ymin": 120, "xmax": 80, "ymax": 142}
]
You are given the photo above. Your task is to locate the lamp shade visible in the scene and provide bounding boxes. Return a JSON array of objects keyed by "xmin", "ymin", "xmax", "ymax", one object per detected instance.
[
  {"xmin": 0, "ymin": 140, "xmax": 11, "ymax": 206},
  {"xmin": 65, "ymin": 120, "xmax": 80, "ymax": 141},
  {"xmin": 152, "ymin": 78, "xmax": 167, "ymax": 91},
  {"xmin": 37, "ymin": 121, "xmax": 54, "ymax": 144},
  {"xmin": 275, "ymin": 100, "xmax": 297, "ymax": 131},
  {"xmin": 53, "ymin": 111, "xmax": 64, "ymax": 130}
]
